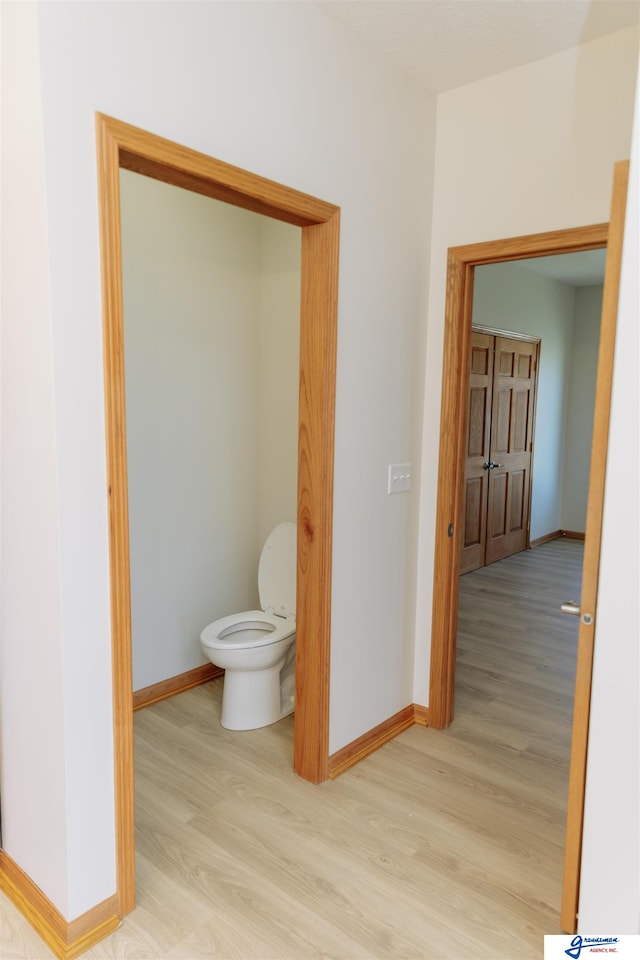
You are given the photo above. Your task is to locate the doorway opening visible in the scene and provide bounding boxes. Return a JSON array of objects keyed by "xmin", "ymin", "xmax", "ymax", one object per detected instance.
[
  {"xmin": 429, "ymin": 221, "xmax": 609, "ymax": 727},
  {"xmin": 96, "ymin": 114, "xmax": 340, "ymax": 916},
  {"xmin": 120, "ymin": 170, "xmax": 302, "ymax": 719},
  {"xmin": 429, "ymin": 160, "xmax": 628, "ymax": 934}
]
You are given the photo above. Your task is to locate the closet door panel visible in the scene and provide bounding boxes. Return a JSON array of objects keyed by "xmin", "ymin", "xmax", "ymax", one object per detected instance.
[
  {"xmin": 485, "ymin": 338, "xmax": 537, "ymax": 566},
  {"xmin": 461, "ymin": 332, "xmax": 493, "ymax": 574}
]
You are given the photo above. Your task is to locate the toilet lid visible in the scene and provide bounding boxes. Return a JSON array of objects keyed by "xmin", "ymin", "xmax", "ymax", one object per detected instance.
[{"xmin": 258, "ymin": 522, "xmax": 296, "ymax": 620}]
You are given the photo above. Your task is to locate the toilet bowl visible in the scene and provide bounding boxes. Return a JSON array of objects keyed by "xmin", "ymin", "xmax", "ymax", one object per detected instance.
[{"xmin": 200, "ymin": 523, "xmax": 296, "ymax": 730}]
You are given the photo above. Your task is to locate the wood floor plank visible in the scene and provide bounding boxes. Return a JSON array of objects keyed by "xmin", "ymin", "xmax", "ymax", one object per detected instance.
[{"xmin": 0, "ymin": 539, "xmax": 582, "ymax": 959}]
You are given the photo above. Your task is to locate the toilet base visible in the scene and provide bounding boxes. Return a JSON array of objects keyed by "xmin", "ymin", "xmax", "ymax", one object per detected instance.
[{"xmin": 221, "ymin": 656, "xmax": 290, "ymax": 730}]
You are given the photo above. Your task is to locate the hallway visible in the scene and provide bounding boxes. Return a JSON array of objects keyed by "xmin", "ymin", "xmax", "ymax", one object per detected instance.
[{"xmin": 1, "ymin": 539, "xmax": 581, "ymax": 960}]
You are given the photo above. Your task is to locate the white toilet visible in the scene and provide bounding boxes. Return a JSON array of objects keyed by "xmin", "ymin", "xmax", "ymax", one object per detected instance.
[{"xmin": 200, "ymin": 522, "xmax": 296, "ymax": 731}]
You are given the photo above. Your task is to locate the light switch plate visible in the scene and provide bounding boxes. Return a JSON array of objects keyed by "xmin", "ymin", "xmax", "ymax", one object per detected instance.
[{"xmin": 388, "ymin": 463, "xmax": 412, "ymax": 494}]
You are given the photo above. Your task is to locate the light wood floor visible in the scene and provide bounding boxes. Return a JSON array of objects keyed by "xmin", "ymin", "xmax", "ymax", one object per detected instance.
[{"xmin": 1, "ymin": 539, "xmax": 582, "ymax": 960}]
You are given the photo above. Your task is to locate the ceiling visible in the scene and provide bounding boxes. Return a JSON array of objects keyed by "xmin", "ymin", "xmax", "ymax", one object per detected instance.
[
  {"xmin": 316, "ymin": 0, "xmax": 640, "ymax": 93},
  {"xmin": 516, "ymin": 249, "xmax": 607, "ymax": 286},
  {"xmin": 316, "ymin": 2, "xmax": 628, "ymax": 285},
  {"xmin": 517, "ymin": 248, "xmax": 607, "ymax": 287}
]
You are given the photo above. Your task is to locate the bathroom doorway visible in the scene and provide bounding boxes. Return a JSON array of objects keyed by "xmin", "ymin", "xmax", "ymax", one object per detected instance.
[
  {"xmin": 120, "ymin": 170, "xmax": 301, "ymax": 711},
  {"xmin": 96, "ymin": 114, "xmax": 340, "ymax": 917}
]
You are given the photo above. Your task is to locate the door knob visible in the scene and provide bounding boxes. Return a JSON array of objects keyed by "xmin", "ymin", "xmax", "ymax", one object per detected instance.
[
  {"xmin": 561, "ymin": 600, "xmax": 593, "ymax": 625},
  {"xmin": 483, "ymin": 461, "xmax": 505, "ymax": 470},
  {"xmin": 561, "ymin": 600, "xmax": 580, "ymax": 616}
]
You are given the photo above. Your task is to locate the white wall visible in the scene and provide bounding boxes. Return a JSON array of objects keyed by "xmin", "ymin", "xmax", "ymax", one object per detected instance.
[
  {"xmin": 2, "ymin": 0, "xmax": 434, "ymax": 918},
  {"xmin": 0, "ymin": 1, "xmax": 71, "ymax": 916},
  {"xmin": 472, "ymin": 263, "xmax": 576, "ymax": 541},
  {"xmin": 123, "ymin": 173, "xmax": 253, "ymax": 690},
  {"xmin": 257, "ymin": 219, "xmax": 301, "ymax": 546},
  {"xmin": 561, "ymin": 285, "xmax": 603, "ymax": 533},
  {"xmin": 414, "ymin": 25, "xmax": 639, "ymax": 705},
  {"xmin": 578, "ymin": 71, "xmax": 639, "ymax": 933}
]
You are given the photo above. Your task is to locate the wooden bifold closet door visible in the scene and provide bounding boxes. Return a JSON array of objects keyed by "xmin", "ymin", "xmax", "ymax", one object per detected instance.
[{"xmin": 461, "ymin": 330, "xmax": 538, "ymax": 575}]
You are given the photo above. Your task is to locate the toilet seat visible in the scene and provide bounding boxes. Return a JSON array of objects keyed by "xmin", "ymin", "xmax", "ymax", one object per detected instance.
[
  {"xmin": 199, "ymin": 523, "xmax": 297, "ymax": 730},
  {"xmin": 200, "ymin": 522, "xmax": 297, "ymax": 653},
  {"xmin": 258, "ymin": 522, "xmax": 296, "ymax": 619},
  {"xmin": 201, "ymin": 610, "xmax": 295, "ymax": 651}
]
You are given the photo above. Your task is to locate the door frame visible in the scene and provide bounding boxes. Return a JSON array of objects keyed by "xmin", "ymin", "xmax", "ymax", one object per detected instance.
[
  {"xmin": 429, "ymin": 161, "xmax": 629, "ymax": 931},
  {"xmin": 429, "ymin": 217, "xmax": 610, "ymax": 721},
  {"xmin": 96, "ymin": 114, "xmax": 340, "ymax": 916}
]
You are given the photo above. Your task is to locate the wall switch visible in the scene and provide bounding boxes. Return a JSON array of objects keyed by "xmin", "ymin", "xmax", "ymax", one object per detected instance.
[{"xmin": 388, "ymin": 463, "xmax": 412, "ymax": 494}]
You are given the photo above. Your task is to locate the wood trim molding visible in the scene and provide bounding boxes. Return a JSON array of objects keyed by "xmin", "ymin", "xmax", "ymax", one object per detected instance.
[
  {"xmin": 429, "ymin": 250, "xmax": 474, "ymax": 729},
  {"xmin": 413, "ymin": 704, "xmax": 431, "ymax": 727},
  {"xmin": 530, "ymin": 530, "xmax": 562, "ymax": 548},
  {"xmin": 527, "ymin": 340, "xmax": 542, "ymax": 553},
  {"xmin": 327, "ymin": 704, "xmax": 433, "ymax": 777},
  {"xmin": 328, "ymin": 706, "xmax": 416, "ymax": 778},
  {"xmin": 96, "ymin": 113, "xmax": 135, "ymax": 918},
  {"xmin": 473, "ymin": 324, "xmax": 541, "ymax": 344},
  {"xmin": 133, "ymin": 664, "xmax": 223, "ymax": 711},
  {"xmin": 0, "ymin": 851, "xmax": 120, "ymax": 960},
  {"xmin": 117, "ymin": 139, "xmax": 337, "ymax": 228},
  {"xmin": 530, "ymin": 530, "xmax": 586, "ymax": 548},
  {"xmin": 294, "ymin": 213, "xmax": 339, "ymax": 784},
  {"xmin": 429, "ymin": 221, "xmax": 608, "ymax": 732},
  {"xmin": 96, "ymin": 113, "xmax": 339, "ymax": 914},
  {"xmin": 449, "ymin": 223, "xmax": 608, "ymax": 265},
  {"xmin": 561, "ymin": 160, "xmax": 629, "ymax": 933}
]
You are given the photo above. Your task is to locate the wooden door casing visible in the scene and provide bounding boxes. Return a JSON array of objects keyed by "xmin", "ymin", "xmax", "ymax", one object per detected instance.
[{"xmin": 96, "ymin": 113, "xmax": 339, "ymax": 916}]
